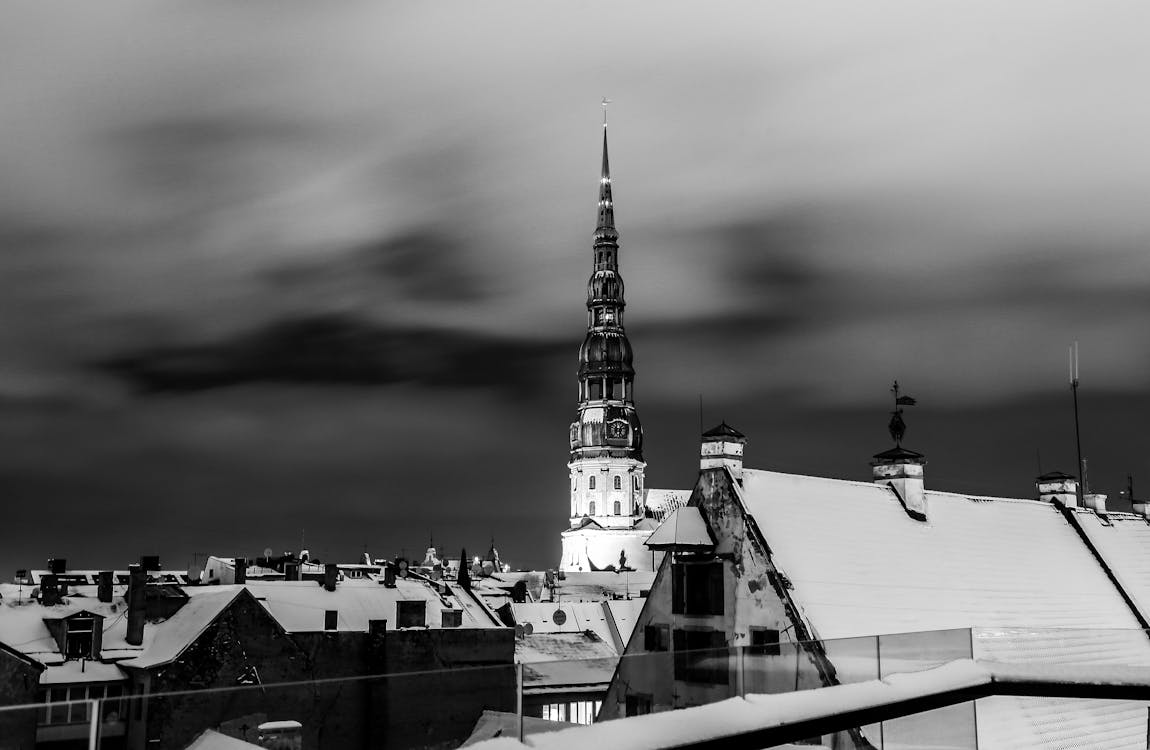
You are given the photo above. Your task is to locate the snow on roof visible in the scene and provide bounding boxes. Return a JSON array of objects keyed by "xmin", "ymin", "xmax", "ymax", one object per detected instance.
[
  {"xmin": 642, "ymin": 488, "xmax": 690, "ymax": 522},
  {"xmin": 40, "ymin": 660, "xmax": 127, "ymax": 685},
  {"xmin": 461, "ymin": 710, "xmax": 578, "ymax": 747},
  {"xmin": 118, "ymin": 588, "xmax": 244, "ymax": 669},
  {"xmin": 740, "ymin": 468, "xmax": 1150, "ymax": 749},
  {"xmin": 245, "ymin": 578, "xmax": 502, "ymax": 632},
  {"xmin": 0, "ymin": 589, "xmax": 133, "ymax": 666},
  {"xmin": 740, "ymin": 469, "xmax": 1147, "ymax": 641},
  {"xmin": 517, "ymin": 633, "xmax": 619, "ymax": 691},
  {"xmin": 643, "ymin": 506, "xmax": 714, "ymax": 551},
  {"xmin": 550, "ymin": 572, "xmax": 654, "ymax": 602},
  {"xmin": 184, "ymin": 728, "xmax": 264, "ymax": 750},
  {"xmin": 1071, "ymin": 509, "xmax": 1150, "ymax": 625},
  {"xmin": 509, "ymin": 600, "xmax": 642, "ymax": 651}
]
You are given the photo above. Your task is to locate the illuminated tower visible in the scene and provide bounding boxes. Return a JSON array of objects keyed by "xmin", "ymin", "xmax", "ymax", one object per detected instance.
[{"xmin": 566, "ymin": 114, "xmax": 647, "ymax": 532}]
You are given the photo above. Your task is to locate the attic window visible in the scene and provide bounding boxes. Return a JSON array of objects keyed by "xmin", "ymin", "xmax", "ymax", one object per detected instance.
[
  {"xmin": 671, "ymin": 562, "xmax": 724, "ymax": 616},
  {"xmin": 65, "ymin": 617, "xmax": 97, "ymax": 659}
]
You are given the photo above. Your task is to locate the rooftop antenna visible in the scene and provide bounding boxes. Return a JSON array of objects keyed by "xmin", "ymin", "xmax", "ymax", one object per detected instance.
[{"xmin": 1070, "ymin": 342, "xmax": 1085, "ymax": 505}]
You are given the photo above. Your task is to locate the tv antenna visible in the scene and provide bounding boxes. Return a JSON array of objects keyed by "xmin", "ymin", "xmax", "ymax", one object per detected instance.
[{"xmin": 1069, "ymin": 342, "xmax": 1085, "ymax": 506}]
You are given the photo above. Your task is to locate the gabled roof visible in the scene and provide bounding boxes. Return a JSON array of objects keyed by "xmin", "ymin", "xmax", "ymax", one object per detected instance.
[
  {"xmin": 1071, "ymin": 509, "xmax": 1150, "ymax": 625},
  {"xmin": 508, "ymin": 600, "xmax": 643, "ymax": 651},
  {"xmin": 518, "ymin": 632, "xmax": 619, "ymax": 691},
  {"xmin": 118, "ymin": 587, "xmax": 247, "ymax": 669},
  {"xmin": 737, "ymin": 468, "xmax": 1150, "ymax": 749},
  {"xmin": 246, "ymin": 577, "xmax": 503, "ymax": 632},
  {"xmin": 644, "ymin": 506, "xmax": 714, "ymax": 551}
]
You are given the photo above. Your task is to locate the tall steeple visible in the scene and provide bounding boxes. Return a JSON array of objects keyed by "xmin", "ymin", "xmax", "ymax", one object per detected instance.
[{"xmin": 567, "ymin": 107, "xmax": 646, "ymax": 530}]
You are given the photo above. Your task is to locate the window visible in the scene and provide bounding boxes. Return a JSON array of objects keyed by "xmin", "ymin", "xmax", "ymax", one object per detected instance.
[
  {"xmin": 626, "ymin": 693, "xmax": 652, "ymax": 717},
  {"xmin": 65, "ymin": 617, "xmax": 96, "ymax": 659},
  {"xmin": 671, "ymin": 562, "xmax": 725, "ymax": 616},
  {"xmin": 589, "ymin": 476, "xmax": 596, "ymax": 490},
  {"xmin": 750, "ymin": 627, "xmax": 782, "ymax": 657},
  {"xmin": 673, "ymin": 629, "xmax": 728, "ymax": 684},
  {"xmin": 613, "ymin": 500, "xmax": 621, "ymax": 515},
  {"xmin": 589, "ymin": 381, "xmax": 602, "ymax": 400},
  {"xmin": 606, "ymin": 379, "xmax": 617, "ymax": 399},
  {"xmin": 633, "ymin": 476, "xmax": 640, "ymax": 490},
  {"xmin": 644, "ymin": 624, "xmax": 670, "ymax": 651},
  {"xmin": 588, "ymin": 501, "xmax": 596, "ymax": 515},
  {"xmin": 614, "ymin": 475, "xmax": 622, "ymax": 490},
  {"xmin": 542, "ymin": 700, "xmax": 601, "ymax": 725}
]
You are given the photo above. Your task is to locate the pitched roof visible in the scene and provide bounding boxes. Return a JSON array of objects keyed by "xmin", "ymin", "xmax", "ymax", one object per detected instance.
[
  {"xmin": 246, "ymin": 577, "xmax": 502, "ymax": 632},
  {"xmin": 118, "ymin": 588, "xmax": 246, "ymax": 669},
  {"xmin": 508, "ymin": 600, "xmax": 643, "ymax": 650},
  {"xmin": 644, "ymin": 506, "xmax": 714, "ymax": 551},
  {"xmin": 738, "ymin": 468, "xmax": 1150, "ymax": 749},
  {"xmin": 701, "ymin": 421, "xmax": 745, "ymax": 439},
  {"xmin": 518, "ymin": 632, "xmax": 620, "ymax": 691},
  {"xmin": 1071, "ymin": 509, "xmax": 1150, "ymax": 625}
]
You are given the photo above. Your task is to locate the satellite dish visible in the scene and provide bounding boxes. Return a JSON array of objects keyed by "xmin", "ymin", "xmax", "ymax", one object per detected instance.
[
  {"xmin": 514, "ymin": 624, "xmax": 525, "ymax": 638},
  {"xmin": 263, "ymin": 548, "xmax": 274, "ymax": 560},
  {"xmin": 523, "ymin": 622, "xmax": 534, "ymax": 635},
  {"xmin": 553, "ymin": 609, "xmax": 567, "ymax": 626}
]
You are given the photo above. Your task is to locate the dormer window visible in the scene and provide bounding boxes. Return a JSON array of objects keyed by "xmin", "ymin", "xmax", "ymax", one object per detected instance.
[{"xmin": 65, "ymin": 616, "xmax": 97, "ymax": 659}]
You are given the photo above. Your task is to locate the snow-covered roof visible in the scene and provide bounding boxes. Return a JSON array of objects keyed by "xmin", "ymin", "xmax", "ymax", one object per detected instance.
[
  {"xmin": 245, "ymin": 577, "xmax": 502, "ymax": 632},
  {"xmin": 739, "ymin": 468, "xmax": 1150, "ymax": 749},
  {"xmin": 642, "ymin": 488, "xmax": 690, "ymax": 522},
  {"xmin": 461, "ymin": 710, "xmax": 577, "ymax": 747},
  {"xmin": 517, "ymin": 632, "xmax": 619, "ymax": 692},
  {"xmin": 118, "ymin": 588, "xmax": 244, "ymax": 669},
  {"xmin": 185, "ymin": 729, "xmax": 264, "ymax": 750},
  {"xmin": 741, "ymin": 469, "xmax": 1146, "ymax": 640},
  {"xmin": 509, "ymin": 600, "xmax": 643, "ymax": 652},
  {"xmin": 643, "ymin": 506, "xmax": 714, "ymax": 551},
  {"xmin": 549, "ymin": 572, "xmax": 654, "ymax": 603},
  {"xmin": 40, "ymin": 660, "xmax": 127, "ymax": 684},
  {"xmin": 1071, "ymin": 509, "xmax": 1150, "ymax": 625}
]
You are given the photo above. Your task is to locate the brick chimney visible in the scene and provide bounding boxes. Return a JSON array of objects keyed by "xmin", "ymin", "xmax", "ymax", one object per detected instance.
[
  {"xmin": 873, "ymin": 447, "xmax": 927, "ymax": 521},
  {"xmin": 700, "ymin": 422, "xmax": 747, "ymax": 483},
  {"xmin": 1084, "ymin": 493, "xmax": 1108, "ymax": 514},
  {"xmin": 1036, "ymin": 472, "xmax": 1079, "ymax": 509},
  {"xmin": 234, "ymin": 557, "xmax": 247, "ymax": 585},
  {"xmin": 284, "ymin": 561, "xmax": 300, "ymax": 581},
  {"xmin": 324, "ymin": 563, "xmax": 338, "ymax": 592},
  {"xmin": 126, "ymin": 564, "xmax": 147, "ymax": 646},
  {"xmin": 97, "ymin": 571, "xmax": 114, "ymax": 603}
]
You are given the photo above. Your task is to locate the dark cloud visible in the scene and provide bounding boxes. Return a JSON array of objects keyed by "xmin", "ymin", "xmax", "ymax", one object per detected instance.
[{"xmin": 99, "ymin": 312, "xmax": 568, "ymax": 394}]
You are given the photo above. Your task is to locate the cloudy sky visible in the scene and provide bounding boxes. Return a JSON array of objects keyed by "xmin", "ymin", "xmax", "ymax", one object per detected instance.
[{"xmin": 3, "ymin": 1, "xmax": 1148, "ymax": 573}]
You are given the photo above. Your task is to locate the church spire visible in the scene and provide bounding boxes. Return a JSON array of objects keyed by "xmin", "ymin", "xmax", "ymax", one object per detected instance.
[{"xmin": 596, "ymin": 99, "xmax": 617, "ymax": 241}]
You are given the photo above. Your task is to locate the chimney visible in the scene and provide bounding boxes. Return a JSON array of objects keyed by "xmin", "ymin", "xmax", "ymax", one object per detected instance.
[
  {"xmin": 1133, "ymin": 501, "xmax": 1150, "ymax": 520},
  {"xmin": 324, "ymin": 563, "xmax": 338, "ymax": 592},
  {"xmin": 126, "ymin": 564, "xmax": 147, "ymax": 646},
  {"xmin": 48, "ymin": 558, "xmax": 67, "ymax": 575},
  {"xmin": 700, "ymin": 422, "xmax": 747, "ymax": 483},
  {"xmin": 140, "ymin": 555, "xmax": 161, "ymax": 572},
  {"xmin": 1036, "ymin": 472, "xmax": 1079, "ymax": 509},
  {"xmin": 40, "ymin": 573, "xmax": 61, "ymax": 606},
  {"xmin": 97, "ymin": 571, "xmax": 114, "ymax": 603},
  {"xmin": 284, "ymin": 561, "xmax": 300, "ymax": 581},
  {"xmin": 233, "ymin": 557, "xmax": 247, "ymax": 585},
  {"xmin": 1084, "ymin": 493, "xmax": 1108, "ymax": 514},
  {"xmin": 383, "ymin": 565, "xmax": 396, "ymax": 588},
  {"xmin": 872, "ymin": 447, "xmax": 928, "ymax": 521}
]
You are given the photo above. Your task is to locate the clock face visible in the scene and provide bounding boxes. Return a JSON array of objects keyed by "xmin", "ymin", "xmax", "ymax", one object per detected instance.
[{"xmin": 608, "ymin": 421, "xmax": 628, "ymax": 439}]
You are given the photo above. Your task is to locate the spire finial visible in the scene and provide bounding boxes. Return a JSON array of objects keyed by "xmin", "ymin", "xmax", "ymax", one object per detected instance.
[
  {"xmin": 887, "ymin": 380, "xmax": 917, "ymax": 446},
  {"xmin": 597, "ymin": 101, "xmax": 615, "ymax": 232}
]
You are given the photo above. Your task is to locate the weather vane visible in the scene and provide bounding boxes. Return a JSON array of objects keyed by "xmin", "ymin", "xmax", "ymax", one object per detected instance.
[
  {"xmin": 602, "ymin": 97, "xmax": 612, "ymax": 126},
  {"xmin": 888, "ymin": 380, "xmax": 917, "ymax": 446}
]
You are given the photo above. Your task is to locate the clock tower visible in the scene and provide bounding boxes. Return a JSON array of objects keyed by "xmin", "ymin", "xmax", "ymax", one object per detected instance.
[{"xmin": 565, "ymin": 116, "xmax": 648, "ymax": 536}]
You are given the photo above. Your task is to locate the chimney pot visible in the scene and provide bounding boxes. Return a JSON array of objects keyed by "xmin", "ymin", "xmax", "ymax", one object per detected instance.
[
  {"xmin": 126, "ymin": 565, "xmax": 147, "ymax": 646},
  {"xmin": 1036, "ymin": 472, "xmax": 1079, "ymax": 509},
  {"xmin": 40, "ymin": 574, "xmax": 61, "ymax": 606},
  {"xmin": 700, "ymin": 422, "xmax": 747, "ymax": 482},
  {"xmin": 872, "ymin": 448, "xmax": 928, "ymax": 520},
  {"xmin": 97, "ymin": 571, "xmax": 114, "ymax": 603}
]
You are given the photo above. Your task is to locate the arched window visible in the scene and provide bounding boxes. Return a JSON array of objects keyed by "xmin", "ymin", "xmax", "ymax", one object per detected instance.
[
  {"xmin": 614, "ymin": 500, "xmax": 622, "ymax": 515},
  {"xmin": 589, "ymin": 476, "xmax": 596, "ymax": 490},
  {"xmin": 589, "ymin": 501, "xmax": 596, "ymax": 515},
  {"xmin": 614, "ymin": 476, "xmax": 622, "ymax": 490},
  {"xmin": 633, "ymin": 476, "xmax": 639, "ymax": 490}
]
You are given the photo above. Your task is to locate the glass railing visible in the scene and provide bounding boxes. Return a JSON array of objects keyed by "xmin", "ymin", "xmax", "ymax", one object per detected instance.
[{"xmin": 7, "ymin": 627, "xmax": 1150, "ymax": 749}]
